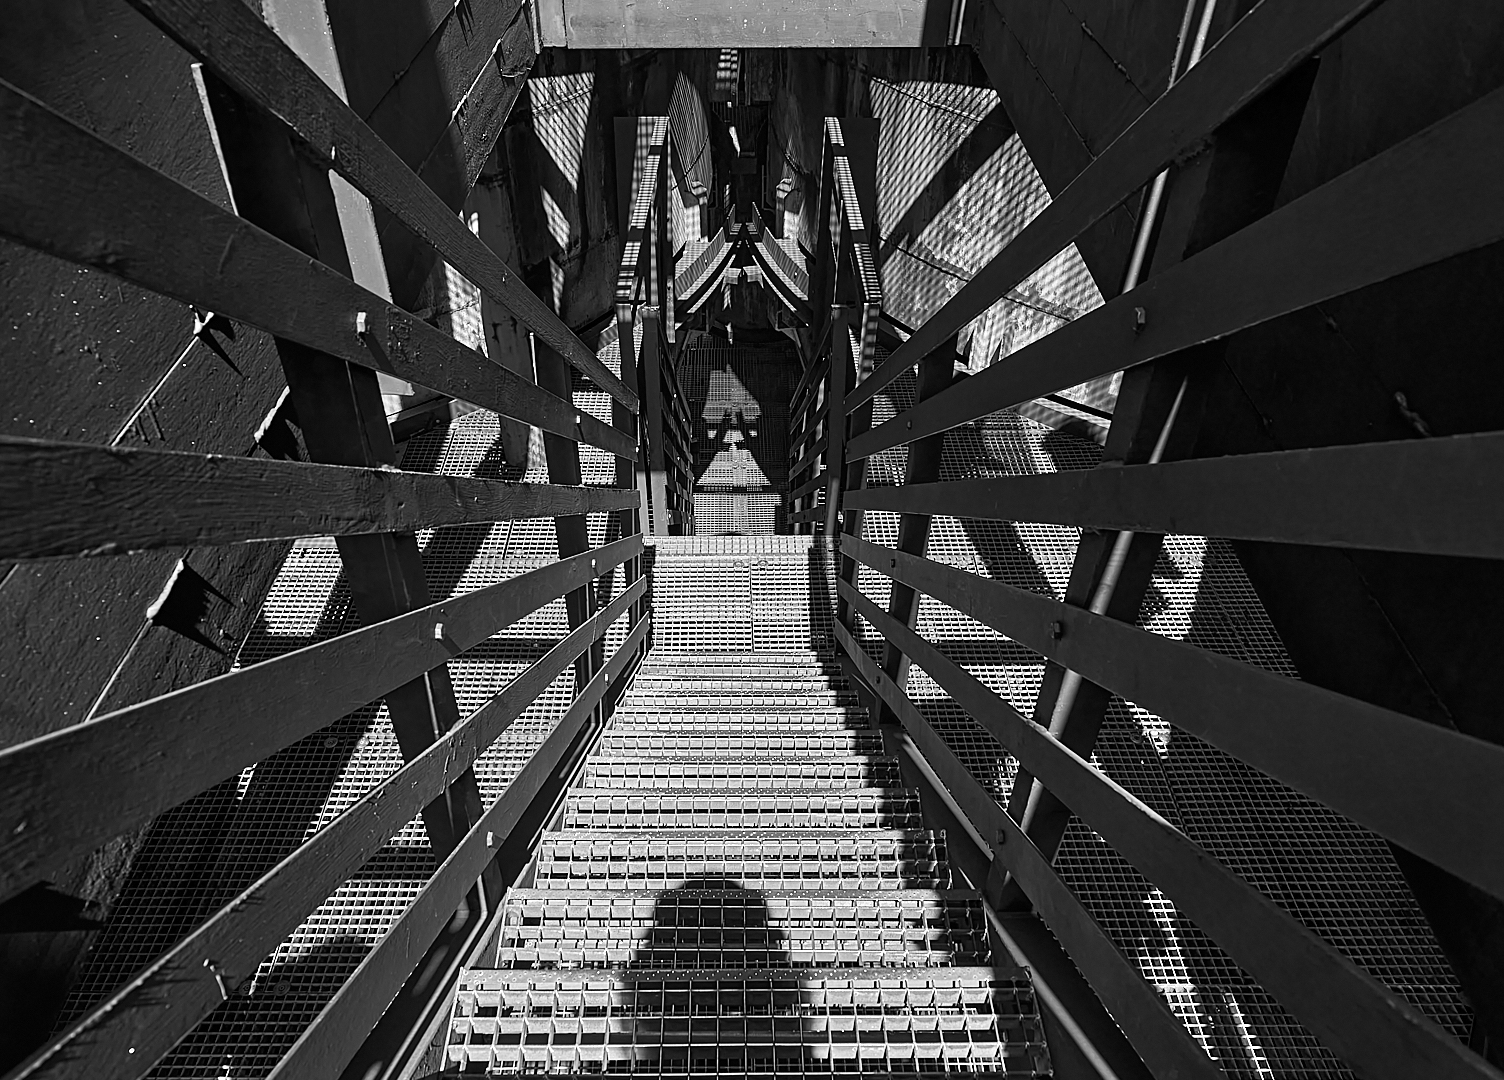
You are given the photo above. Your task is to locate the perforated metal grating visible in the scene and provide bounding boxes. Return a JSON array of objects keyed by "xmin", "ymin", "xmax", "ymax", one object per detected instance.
[
  {"xmin": 849, "ymin": 379, "xmax": 1471, "ymax": 1077},
  {"xmin": 678, "ymin": 341, "xmax": 800, "ymax": 535},
  {"xmin": 58, "ymin": 334, "xmax": 631, "ymax": 1078},
  {"xmin": 444, "ymin": 536, "xmax": 1051, "ymax": 1076},
  {"xmin": 582, "ymin": 759, "xmax": 905, "ymax": 790},
  {"xmin": 490, "ymin": 889, "xmax": 992, "ymax": 971},
  {"xmin": 448, "ymin": 968, "xmax": 1051, "ymax": 1076}
]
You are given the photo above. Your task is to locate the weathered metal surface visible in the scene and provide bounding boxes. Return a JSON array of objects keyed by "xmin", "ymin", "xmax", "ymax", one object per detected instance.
[
  {"xmin": 0, "ymin": 81, "xmax": 635, "ymax": 458},
  {"xmin": 847, "ymin": 536, "xmax": 1504, "ymax": 902},
  {"xmin": 845, "ymin": 430, "xmax": 1504, "ymax": 559},
  {"xmin": 0, "ymin": 537, "xmax": 642, "ymax": 903},
  {"xmin": 849, "ymin": 85, "xmax": 1504, "ymax": 461},
  {"xmin": 2, "ymin": 438, "xmax": 637, "ymax": 560},
  {"xmin": 838, "ymin": 578, "xmax": 1496, "ymax": 1080},
  {"xmin": 13, "ymin": 587, "xmax": 643, "ymax": 1080},
  {"xmin": 125, "ymin": 0, "xmax": 635, "ymax": 409}
]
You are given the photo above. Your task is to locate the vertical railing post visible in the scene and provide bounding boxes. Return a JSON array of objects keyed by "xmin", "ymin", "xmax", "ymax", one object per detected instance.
[
  {"xmin": 614, "ymin": 116, "xmax": 667, "ymax": 635},
  {"xmin": 822, "ymin": 307, "xmax": 851, "ymax": 541},
  {"xmin": 793, "ymin": 370, "xmax": 821, "ymax": 534},
  {"xmin": 614, "ymin": 300, "xmax": 645, "ymax": 635},
  {"xmin": 655, "ymin": 133, "xmax": 674, "ymax": 342},
  {"xmin": 809, "ymin": 126, "xmax": 838, "ymax": 346},
  {"xmin": 613, "ymin": 272, "xmax": 644, "ymax": 618},
  {"xmin": 833, "ymin": 347, "xmax": 871, "ymax": 634},
  {"xmin": 640, "ymin": 306, "xmax": 670, "ymax": 536},
  {"xmin": 822, "ymin": 116, "xmax": 881, "ymax": 632},
  {"xmin": 879, "ymin": 336, "xmax": 958, "ymax": 690},
  {"xmin": 194, "ymin": 69, "xmax": 500, "ymax": 897}
]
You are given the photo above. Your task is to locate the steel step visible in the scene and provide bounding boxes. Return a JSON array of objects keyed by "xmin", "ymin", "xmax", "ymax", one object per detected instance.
[
  {"xmin": 445, "ymin": 966, "xmax": 1051, "ymax": 1077},
  {"xmin": 581, "ymin": 758, "xmax": 904, "ymax": 789},
  {"xmin": 561, "ymin": 789, "xmax": 923, "ymax": 830}
]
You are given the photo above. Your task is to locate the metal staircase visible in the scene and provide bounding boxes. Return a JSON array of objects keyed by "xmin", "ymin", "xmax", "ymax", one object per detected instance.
[{"xmin": 442, "ymin": 536, "xmax": 1053, "ymax": 1076}]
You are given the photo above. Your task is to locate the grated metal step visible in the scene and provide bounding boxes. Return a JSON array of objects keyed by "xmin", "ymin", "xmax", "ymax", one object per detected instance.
[
  {"xmin": 606, "ymin": 716, "xmax": 872, "ymax": 733},
  {"xmin": 444, "ymin": 537, "xmax": 1051, "ymax": 1077},
  {"xmin": 581, "ymin": 758, "xmax": 906, "ymax": 790},
  {"xmin": 489, "ymin": 889, "xmax": 994, "ymax": 972},
  {"xmin": 595, "ymin": 732, "xmax": 885, "ymax": 756},
  {"xmin": 448, "ymin": 966, "xmax": 1051, "ymax": 1076},
  {"xmin": 533, "ymin": 831, "xmax": 952, "ymax": 891},
  {"xmin": 561, "ymin": 790, "xmax": 925, "ymax": 831}
]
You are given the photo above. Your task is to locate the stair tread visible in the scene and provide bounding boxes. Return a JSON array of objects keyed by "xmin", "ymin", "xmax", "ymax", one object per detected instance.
[{"xmin": 443, "ymin": 477, "xmax": 1050, "ymax": 1076}]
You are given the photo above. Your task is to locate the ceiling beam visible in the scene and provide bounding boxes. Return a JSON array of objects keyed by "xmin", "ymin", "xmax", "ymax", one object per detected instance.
[{"xmin": 535, "ymin": 0, "xmax": 962, "ymax": 48}]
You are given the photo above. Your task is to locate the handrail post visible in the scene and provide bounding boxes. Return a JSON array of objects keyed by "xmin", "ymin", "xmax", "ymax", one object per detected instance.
[
  {"xmin": 661, "ymin": 315, "xmax": 693, "ymax": 535},
  {"xmin": 878, "ymin": 335, "xmax": 958, "ymax": 692},
  {"xmin": 810, "ymin": 124, "xmax": 838, "ymax": 346},
  {"xmin": 823, "ymin": 306, "xmax": 852, "ymax": 540},
  {"xmin": 996, "ymin": 46, "xmax": 1320, "ymax": 913},
  {"xmin": 655, "ymin": 128, "xmax": 674, "ymax": 340},
  {"xmin": 787, "ymin": 352, "xmax": 823, "ymax": 534},
  {"xmin": 823, "ymin": 116, "xmax": 881, "ymax": 631},
  {"xmin": 640, "ymin": 306, "xmax": 670, "ymax": 536},
  {"xmin": 194, "ymin": 67, "xmax": 498, "ymax": 895},
  {"xmin": 614, "ymin": 116, "xmax": 667, "ymax": 630},
  {"xmin": 615, "ymin": 295, "xmax": 646, "ymax": 632}
]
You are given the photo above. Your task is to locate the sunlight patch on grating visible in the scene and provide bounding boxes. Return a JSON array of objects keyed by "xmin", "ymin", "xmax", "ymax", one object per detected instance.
[{"xmin": 448, "ymin": 968, "xmax": 1050, "ymax": 1075}]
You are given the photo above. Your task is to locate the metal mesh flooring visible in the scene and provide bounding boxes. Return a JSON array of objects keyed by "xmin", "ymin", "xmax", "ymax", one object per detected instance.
[
  {"xmin": 445, "ymin": 536, "xmax": 1052, "ymax": 1076},
  {"xmin": 48, "ymin": 314, "xmax": 1468, "ymax": 1078},
  {"xmin": 56, "ymin": 336, "xmax": 630, "ymax": 1075},
  {"xmin": 849, "ymin": 375, "xmax": 1471, "ymax": 1077},
  {"xmin": 678, "ymin": 341, "xmax": 801, "ymax": 535}
]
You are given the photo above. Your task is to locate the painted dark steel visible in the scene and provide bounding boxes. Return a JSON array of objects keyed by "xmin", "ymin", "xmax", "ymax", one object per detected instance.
[
  {"xmin": 848, "ymin": 86, "xmax": 1504, "ymax": 461},
  {"xmin": 846, "ymin": 0, "xmax": 1387, "ymax": 414},
  {"xmin": 835, "ymin": 620, "xmax": 1222, "ymax": 1080},
  {"xmin": 0, "ymin": 536, "xmax": 642, "ymax": 903},
  {"xmin": 846, "ymin": 536, "xmax": 1504, "ymax": 901},
  {"xmin": 125, "ymin": 0, "xmax": 637, "ymax": 410},
  {"xmin": 0, "ymin": 81, "xmax": 634, "ymax": 459},
  {"xmin": 837, "ymin": 578, "xmax": 1496, "ymax": 1080},
  {"xmin": 14, "ymin": 586, "xmax": 645, "ymax": 1080},
  {"xmin": 1, "ymin": 436, "xmax": 638, "ymax": 560},
  {"xmin": 846, "ymin": 431, "xmax": 1504, "ymax": 559}
]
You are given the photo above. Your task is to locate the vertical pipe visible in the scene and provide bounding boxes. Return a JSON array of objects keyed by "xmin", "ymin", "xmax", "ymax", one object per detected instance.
[{"xmin": 1016, "ymin": 0, "xmax": 1215, "ymax": 832}]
